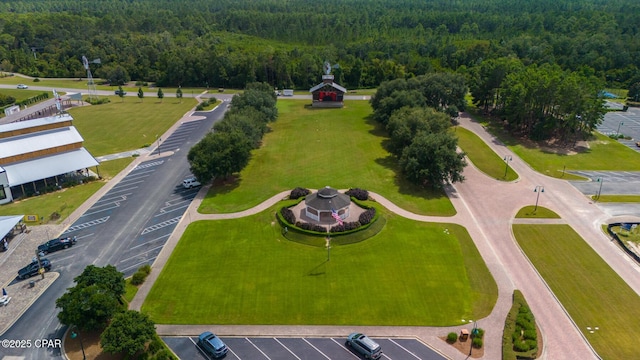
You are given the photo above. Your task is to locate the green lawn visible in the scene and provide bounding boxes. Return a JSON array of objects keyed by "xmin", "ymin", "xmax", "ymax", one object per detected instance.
[
  {"xmin": 142, "ymin": 206, "xmax": 497, "ymax": 325},
  {"xmin": 513, "ymin": 224, "xmax": 640, "ymax": 360},
  {"xmin": 455, "ymin": 126, "xmax": 517, "ymax": 181},
  {"xmin": 0, "ymin": 157, "xmax": 133, "ymax": 223},
  {"xmin": 199, "ymin": 100, "xmax": 455, "ymax": 216},
  {"xmin": 592, "ymin": 195, "xmax": 640, "ymax": 203},
  {"xmin": 514, "ymin": 206, "xmax": 560, "ymax": 218},
  {"xmin": 69, "ymin": 97, "xmax": 197, "ymax": 156},
  {"xmin": 467, "ymin": 111, "xmax": 640, "ymax": 179}
]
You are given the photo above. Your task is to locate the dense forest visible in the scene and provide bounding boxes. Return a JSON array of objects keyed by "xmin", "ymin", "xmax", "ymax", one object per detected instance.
[{"xmin": 0, "ymin": 0, "xmax": 638, "ymax": 90}]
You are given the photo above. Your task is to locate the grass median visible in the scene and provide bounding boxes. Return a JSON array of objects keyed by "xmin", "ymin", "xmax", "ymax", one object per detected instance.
[
  {"xmin": 513, "ymin": 224, "xmax": 640, "ymax": 360},
  {"xmin": 142, "ymin": 206, "xmax": 497, "ymax": 326},
  {"xmin": 199, "ymin": 100, "xmax": 455, "ymax": 216}
]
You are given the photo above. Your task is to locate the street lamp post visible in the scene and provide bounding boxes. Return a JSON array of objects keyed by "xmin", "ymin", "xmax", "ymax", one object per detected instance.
[
  {"xmin": 503, "ymin": 155, "xmax": 512, "ymax": 177},
  {"xmin": 70, "ymin": 327, "xmax": 86, "ymax": 360},
  {"xmin": 616, "ymin": 121, "xmax": 624, "ymax": 137},
  {"xmin": 595, "ymin": 178, "xmax": 603, "ymax": 202},
  {"xmin": 533, "ymin": 186, "xmax": 544, "ymax": 212}
]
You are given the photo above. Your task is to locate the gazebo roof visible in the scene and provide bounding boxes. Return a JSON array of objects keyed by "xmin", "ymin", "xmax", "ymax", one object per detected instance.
[{"xmin": 305, "ymin": 186, "xmax": 350, "ymax": 211}]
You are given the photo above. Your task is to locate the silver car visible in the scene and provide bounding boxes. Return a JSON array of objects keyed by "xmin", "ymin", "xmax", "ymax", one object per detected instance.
[{"xmin": 346, "ymin": 332, "xmax": 382, "ymax": 359}]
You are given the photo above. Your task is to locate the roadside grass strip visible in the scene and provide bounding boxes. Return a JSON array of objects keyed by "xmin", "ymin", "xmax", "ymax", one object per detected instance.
[
  {"xmin": 142, "ymin": 208, "xmax": 497, "ymax": 326},
  {"xmin": 455, "ymin": 126, "xmax": 517, "ymax": 181},
  {"xmin": 513, "ymin": 224, "xmax": 640, "ymax": 360},
  {"xmin": 198, "ymin": 100, "xmax": 455, "ymax": 216}
]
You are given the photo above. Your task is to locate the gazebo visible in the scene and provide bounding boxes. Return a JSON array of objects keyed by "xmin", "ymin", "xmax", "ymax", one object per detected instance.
[{"xmin": 304, "ymin": 186, "xmax": 350, "ymax": 223}]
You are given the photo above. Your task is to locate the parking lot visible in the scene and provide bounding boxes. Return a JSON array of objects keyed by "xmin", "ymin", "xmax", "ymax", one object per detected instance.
[
  {"xmin": 163, "ymin": 336, "xmax": 447, "ymax": 360},
  {"xmin": 598, "ymin": 104, "xmax": 640, "ymax": 151}
]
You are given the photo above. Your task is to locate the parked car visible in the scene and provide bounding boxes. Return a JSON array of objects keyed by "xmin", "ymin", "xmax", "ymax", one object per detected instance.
[
  {"xmin": 346, "ymin": 333, "xmax": 383, "ymax": 359},
  {"xmin": 196, "ymin": 331, "xmax": 228, "ymax": 359},
  {"xmin": 18, "ymin": 258, "xmax": 51, "ymax": 279},
  {"xmin": 182, "ymin": 177, "xmax": 201, "ymax": 189},
  {"xmin": 37, "ymin": 236, "xmax": 76, "ymax": 255},
  {"xmin": 17, "ymin": 84, "xmax": 28, "ymax": 89},
  {"xmin": 114, "ymin": 89, "xmax": 127, "ymax": 95}
]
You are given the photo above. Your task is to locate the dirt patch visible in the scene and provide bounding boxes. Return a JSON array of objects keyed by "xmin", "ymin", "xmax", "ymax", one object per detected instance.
[
  {"xmin": 520, "ymin": 137, "xmax": 591, "ymax": 155},
  {"xmin": 439, "ymin": 336, "xmax": 484, "ymax": 358},
  {"xmin": 65, "ymin": 328, "xmax": 124, "ymax": 360}
]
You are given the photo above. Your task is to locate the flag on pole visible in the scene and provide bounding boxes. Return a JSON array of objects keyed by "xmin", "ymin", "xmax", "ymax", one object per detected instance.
[{"xmin": 331, "ymin": 208, "xmax": 343, "ymax": 225}]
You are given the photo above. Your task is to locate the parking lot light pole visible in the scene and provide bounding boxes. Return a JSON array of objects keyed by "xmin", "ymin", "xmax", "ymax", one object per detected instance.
[
  {"xmin": 503, "ymin": 155, "xmax": 512, "ymax": 177},
  {"xmin": 70, "ymin": 326, "xmax": 86, "ymax": 360},
  {"xmin": 596, "ymin": 178, "xmax": 603, "ymax": 202},
  {"xmin": 616, "ymin": 121, "xmax": 624, "ymax": 137},
  {"xmin": 534, "ymin": 186, "xmax": 544, "ymax": 212}
]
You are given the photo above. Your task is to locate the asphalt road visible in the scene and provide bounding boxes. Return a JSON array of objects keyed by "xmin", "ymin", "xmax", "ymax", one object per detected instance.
[{"xmin": 0, "ymin": 102, "xmax": 229, "ymax": 359}]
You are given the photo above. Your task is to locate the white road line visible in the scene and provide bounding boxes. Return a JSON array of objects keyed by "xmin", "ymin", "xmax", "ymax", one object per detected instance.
[
  {"xmin": 82, "ymin": 205, "xmax": 119, "ymax": 216},
  {"xmin": 115, "ymin": 179, "xmax": 146, "ymax": 186},
  {"xmin": 155, "ymin": 203, "xmax": 190, "ymax": 216},
  {"xmin": 94, "ymin": 193, "xmax": 131, "ymax": 204},
  {"xmin": 130, "ymin": 234, "xmax": 170, "ymax": 250},
  {"xmin": 118, "ymin": 244, "xmax": 165, "ymax": 264},
  {"xmin": 102, "ymin": 186, "xmax": 139, "ymax": 195},
  {"xmin": 245, "ymin": 338, "xmax": 271, "ymax": 360},
  {"xmin": 126, "ymin": 169, "xmax": 156, "ymax": 177},
  {"xmin": 274, "ymin": 338, "xmax": 301, "ymax": 360},
  {"xmin": 227, "ymin": 346, "xmax": 242, "ymax": 360},
  {"xmin": 331, "ymin": 338, "xmax": 360, "ymax": 358},
  {"xmin": 51, "ymin": 254, "xmax": 76, "ymax": 263},
  {"xmin": 302, "ymin": 338, "xmax": 331, "ymax": 359},
  {"xmin": 388, "ymin": 339, "xmax": 421, "ymax": 359},
  {"xmin": 141, "ymin": 216, "xmax": 182, "ymax": 234},
  {"xmin": 119, "ymin": 258, "xmax": 154, "ymax": 273}
]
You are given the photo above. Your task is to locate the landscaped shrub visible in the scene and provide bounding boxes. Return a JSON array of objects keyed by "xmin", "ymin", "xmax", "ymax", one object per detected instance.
[
  {"xmin": 130, "ymin": 271, "xmax": 146, "ymax": 285},
  {"xmin": 447, "ymin": 332, "xmax": 458, "ymax": 343},
  {"xmin": 148, "ymin": 338, "xmax": 163, "ymax": 354},
  {"xmin": 290, "ymin": 187, "xmax": 310, "ymax": 199},
  {"xmin": 280, "ymin": 207, "xmax": 296, "ymax": 224},
  {"xmin": 359, "ymin": 208, "xmax": 376, "ymax": 224},
  {"xmin": 504, "ymin": 290, "xmax": 539, "ymax": 360},
  {"xmin": 472, "ymin": 337, "xmax": 483, "ymax": 349},
  {"xmin": 295, "ymin": 221, "xmax": 326, "ymax": 233},
  {"xmin": 139, "ymin": 264, "xmax": 152, "ymax": 275},
  {"xmin": 346, "ymin": 188, "xmax": 369, "ymax": 200},
  {"xmin": 330, "ymin": 221, "xmax": 361, "ymax": 233}
]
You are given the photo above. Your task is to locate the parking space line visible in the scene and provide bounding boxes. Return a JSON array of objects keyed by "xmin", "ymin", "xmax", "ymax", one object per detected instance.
[
  {"xmin": 64, "ymin": 216, "xmax": 109, "ymax": 232},
  {"xmin": 134, "ymin": 160, "xmax": 164, "ymax": 170},
  {"xmin": 51, "ymin": 254, "xmax": 76, "ymax": 263},
  {"xmin": 330, "ymin": 338, "xmax": 360, "ymax": 358},
  {"xmin": 118, "ymin": 244, "xmax": 165, "ymax": 264},
  {"xmin": 130, "ymin": 234, "xmax": 170, "ymax": 250},
  {"xmin": 245, "ymin": 338, "xmax": 271, "ymax": 360},
  {"xmin": 141, "ymin": 216, "xmax": 182, "ymax": 234},
  {"xmin": 156, "ymin": 203, "xmax": 190, "ymax": 216},
  {"xmin": 115, "ymin": 179, "xmax": 146, "ymax": 187},
  {"xmin": 94, "ymin": 193, "xmax": 131, "ymax": 205},
  {"xmin": 102, "ymin": 186, "xmax": 139, "ymax": 195},
  {"xmin": 301, "ymin": 338, "xmax": 331, "ymax": 359},
  {"xmin": 126, "ymin": 169, "xmax": 157, "ymax": 177},
  {"xmin": 82, "ymin": 204, "xmax": 120, "ymax": 217},
  {"xmin": 273, "ymin": 338, "xmax": 302, "ymax": 360},
  {"xmin": 228, "ymin": 347, "xmax": 242, "ymax": 360},
  {"xmin": 388, "ymin": 339, "xmax": 422, "ymax": 359}
]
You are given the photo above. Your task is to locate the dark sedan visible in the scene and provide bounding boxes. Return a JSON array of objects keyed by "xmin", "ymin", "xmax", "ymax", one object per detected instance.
[{"xmin": 37, "ymin": 236, "xmax": 76, "ymax": 255}]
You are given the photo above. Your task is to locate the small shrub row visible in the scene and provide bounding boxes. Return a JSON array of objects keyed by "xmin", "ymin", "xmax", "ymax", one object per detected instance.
[
  {"xmin": 130, "ymin": 264, "xmax": 152, "ymax": 286},
  {"xmin": 295, "ymin": 221, "xmax": 326, "ymax": 233},
  {"xmin": 280, "ymin": 207, "xmax": 296, "ymax": 224},
  {"xmin": 359, "ymin": 208, "xmax": 376, "ymax": 225},
  {"xmin": 503, "ymin": 290, "xmax": 539, "ymax": 360},
  {"xmin": 330, "ymin": 221, "xmax": 361, "ymax": 232},
  {"xmin": 290, "ymin": 187, "xmax": 310, "ymax": 200},
  {"xmin": 195, "ymin": 98, "xmax": 215, "ymax": 111},
  {"xmin": 446, "ymin": 332, "xmax": 458, "ymax": 343},
  {"xmin": 86, "ymin": 97, "xmax": 111, "ymax": 105},
  {"xmin": 345, "ymin": 188, "xmax": 369, "ymax": 200}
]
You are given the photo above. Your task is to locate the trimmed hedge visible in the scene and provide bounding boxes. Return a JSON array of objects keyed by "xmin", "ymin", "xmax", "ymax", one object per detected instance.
[
  {"xmin": 290, "ymin": 187, "xmax": 310, "ymax": 199},
  {"xmin": 503, "ymin": 290, "xmax": 539, "ymax": 359},
  {"xmin": 345, "ymin": 187, "xmax": 369, "ymax": 200}
]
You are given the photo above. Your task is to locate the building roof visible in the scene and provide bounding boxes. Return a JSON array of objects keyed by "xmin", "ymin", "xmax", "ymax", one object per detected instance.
[
  {"xmin": 309, "ymin": 82, "xmax": 347, "ymax": 94},
  {"xmin": 2, "ymin": 149, "xmax": 99, "ymax": 186},
  {"xmin": 0, "ymin": 113, "xmax": 73, "ymax": 133},
  {"xmin": 0, "ymin": 126, "xmax": 84, "ymax": 158},
  {"xmin": 305, "ymin": 186, "xmax": 351, "ymax": 211},
  {"xmin": 0, "ymin": 215, "xmax": 23, "ymax": 238}
]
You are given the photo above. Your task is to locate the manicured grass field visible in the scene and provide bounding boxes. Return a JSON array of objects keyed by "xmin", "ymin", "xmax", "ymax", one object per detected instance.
[
  {"xmin": 143, "ymin": 206, "xmax": 497, "ymax": 325},
  {"xmin": 467, "ymin": 111, "xmax": 640, "ymax": 179},
  {"xmin": 0, "ymin": 157, "xmax": 133, "ymax": 223},
  {"xmin": 69, "ymin": 96, "xmax": 197, "ymax": 156},
  {"xmin": 513, "ymin": 224, "xmax": 640, "ymax": 360},
  {"xmin": 455, "ymin": 126, "xmax": 517, "ymax": 181},
  {"xmin": 199, "ymin": 100, "xmax": 456, "ymax": 216}
]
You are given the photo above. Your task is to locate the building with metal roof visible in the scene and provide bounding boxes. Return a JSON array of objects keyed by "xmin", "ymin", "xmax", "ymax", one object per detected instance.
[
  {"xmin": 309, "ymin": 74, "xmax": 346, "ymax": 108},
  {"xmin": 0, "ymin": 114, "xmax": 98, "ymax": 205}
]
